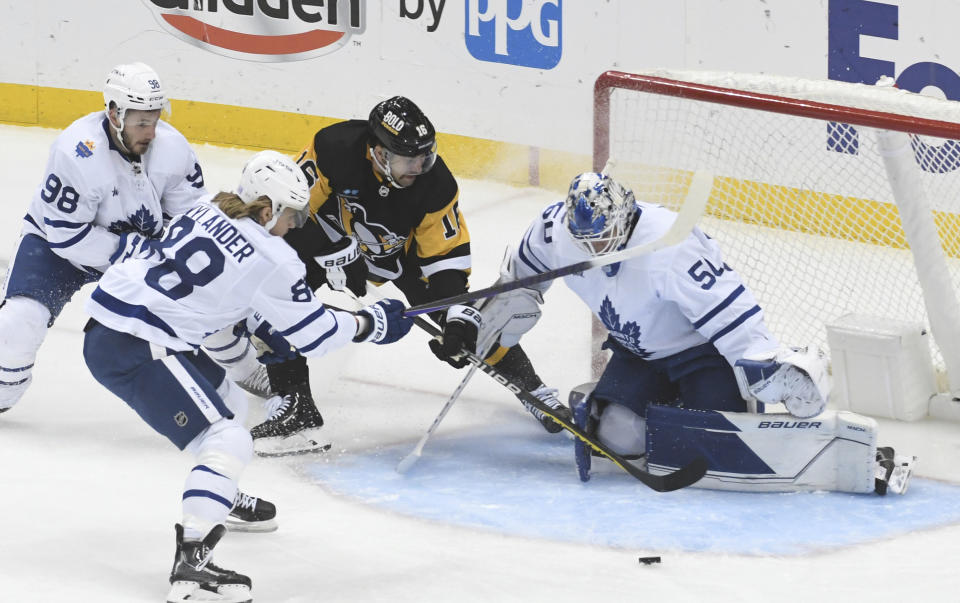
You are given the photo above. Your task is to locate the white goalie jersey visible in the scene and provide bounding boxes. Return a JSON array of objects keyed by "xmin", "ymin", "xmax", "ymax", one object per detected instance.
[
  {"xmin": 512, "ymin": 200, "xmax": 778, "ymax": 365},
  {"xmin": 23, "ymin": 112, "xmax": 205, "ymax": 274},
  {"xmin": 86, "ymin": 199, "xmax": 357, "ymax": 355}
]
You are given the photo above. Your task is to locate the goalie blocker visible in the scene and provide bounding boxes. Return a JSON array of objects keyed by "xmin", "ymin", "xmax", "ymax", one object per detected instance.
[{"xmin": 571, "ymin": 384, "xmax": 916, "ymax": 495}]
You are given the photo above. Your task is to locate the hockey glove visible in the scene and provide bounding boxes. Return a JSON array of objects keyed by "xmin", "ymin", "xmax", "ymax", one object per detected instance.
[
  {"xmin": 429, "ymin": 305, "xmax": 482, "ymax": 369},
  {"xmin": 353, "ymin": 299, "xmax": 415, "ymax": 344},
  {"xmin": 109, "ymin": 231, "xmax": 161, "ymax": 265},
  {"xmin": 313, "ymin": 237, "xmax": 368, "ymax": 297},
  {"xmin": 734, "ymin": 346, "xmax": 829, "ymax": 419},
  {"xmin": 251, "ymin": 321, "xmax": 298, "ymax": 364}
]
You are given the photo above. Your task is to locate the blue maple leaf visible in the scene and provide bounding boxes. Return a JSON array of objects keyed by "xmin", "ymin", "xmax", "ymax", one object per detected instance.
[
  {"xmin": 621, "ymin": 320, "xmax": 643, "ymax": 344},
  {"xmin": 598, "ymin": 295, "xmax": 652, "ymax": 358},
  {"xmin": 129, "ymin": 206, "xmax": 160, "ymax": 236},
  {"xmin": 599, "ymin": 296, "xmax": 620, "ymax": 332}
]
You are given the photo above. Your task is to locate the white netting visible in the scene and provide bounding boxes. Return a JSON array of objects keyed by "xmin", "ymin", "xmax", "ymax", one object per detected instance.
[{"xmin": 600, "ymin": 70, "xmax": 960, "ymax": 390}]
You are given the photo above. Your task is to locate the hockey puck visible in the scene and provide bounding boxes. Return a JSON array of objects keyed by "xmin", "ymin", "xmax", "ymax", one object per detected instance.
[{"xmin": 638, "ymin": 556, "xmax": 661, "ymax": 565}]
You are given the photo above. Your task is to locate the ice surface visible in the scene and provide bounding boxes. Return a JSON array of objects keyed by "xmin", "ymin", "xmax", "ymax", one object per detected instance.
[{"xmin": 1, "ymin": 124, "xmax": 959, "ymax": 602}]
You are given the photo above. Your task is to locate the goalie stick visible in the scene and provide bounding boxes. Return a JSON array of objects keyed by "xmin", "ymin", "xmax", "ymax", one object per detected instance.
[
  {"xmin": 398, "ymin": 313, "xmax": 707, "ymax": 492},
  {"xmin": 403, "ymin": 171, "xmax": 715, "ymax": 317}
]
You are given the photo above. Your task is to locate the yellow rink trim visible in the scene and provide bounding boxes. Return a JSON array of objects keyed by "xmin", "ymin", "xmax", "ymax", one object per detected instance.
[
  {"xmin": 5, "ymin": 82, "xmax": 960, "ymax": 253},
  {"xmin": 644, "ymin": 172, "xmax": 960, "ymax": 257},
  {"xmin": 0, "ymin": 82, "xmax": 587, "ymax": 191}
]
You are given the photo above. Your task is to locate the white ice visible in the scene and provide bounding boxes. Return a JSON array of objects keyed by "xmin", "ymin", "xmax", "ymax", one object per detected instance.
[{"xmin": 1, "ymin": 124, "xmax": 959, "ymax": 603}]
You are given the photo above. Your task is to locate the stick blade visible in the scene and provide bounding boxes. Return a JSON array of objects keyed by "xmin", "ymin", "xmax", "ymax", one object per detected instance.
[
  {"xmin": 635, "ymin": 456, "xmax": 708, "ymax": 492},
  {"xmin": 395, "ymin": 451, "xmax": 421, "ymax": 474}
]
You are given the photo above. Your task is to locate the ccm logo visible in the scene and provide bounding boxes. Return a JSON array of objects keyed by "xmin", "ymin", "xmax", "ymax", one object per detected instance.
[{"xmin": 143, "ymin": 0, "xmax": 365, "ymax": 62}]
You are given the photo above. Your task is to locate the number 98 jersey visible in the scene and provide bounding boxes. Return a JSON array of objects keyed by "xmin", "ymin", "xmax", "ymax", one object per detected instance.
[{"xmin": 23, "ymin": 112, "xmax": 205, "ymax": 273}]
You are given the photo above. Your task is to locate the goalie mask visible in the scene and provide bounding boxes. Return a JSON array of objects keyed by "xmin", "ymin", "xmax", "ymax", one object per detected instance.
[
  {"xmin": 237, "ymin": 150, "xmax": 310, "ymax": 231},
  {"xmin": 103, "ymin": 62, "xmax": 170, "ymax": 140},
  {"xmin": 563, "ymin": 172, "xmax": 637, "ymax": 256},
  {"xmin": 368, "ymin": 96, "xmax": 438, "ymax": 188}
]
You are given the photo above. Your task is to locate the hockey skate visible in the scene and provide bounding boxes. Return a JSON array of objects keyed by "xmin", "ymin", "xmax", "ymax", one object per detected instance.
[
  {"xmin": 523, "ymin": 386, "xmax": 573, "ymax": 434},
  {"xmin": 250, "ymin": 389, "xmax": 331, "ymax": 457},
  {"xmin": 874, "ymin": 446, "xmax": 918, "ymax": 495},
  {"xmin": 226, "ymin": 490, "xmax": 277, "ymax": 533},
  {"xmin": 167, "ymin": 524, "xmax": 252, "ymax": 603},
  {"xmin": 234, "ymin": 364, "xmax": 274, "ymax": 399}
]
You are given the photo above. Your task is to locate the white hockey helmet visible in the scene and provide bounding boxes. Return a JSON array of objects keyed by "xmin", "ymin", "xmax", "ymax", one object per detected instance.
[
  {"xmin": 562, "ymin": 172, "xmax": 637, "ymax": 256},
  {"xmin": 237, "ymin": 150, "xmax": 310, "ymax": 231},
  {"xmin": 103, "ymin": 62, "xmax": 169, "ymax": 122}
]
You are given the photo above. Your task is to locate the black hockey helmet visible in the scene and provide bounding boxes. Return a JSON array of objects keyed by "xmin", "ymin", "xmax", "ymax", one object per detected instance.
[{"xmin": 368, "ymin": 96, "xmax": 437, "ymax": 157}]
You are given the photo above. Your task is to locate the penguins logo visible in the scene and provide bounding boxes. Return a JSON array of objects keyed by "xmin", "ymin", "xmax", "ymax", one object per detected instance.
[{"xmin": 340, "ymin": 200, "xmax": 407, "ymax": 260}]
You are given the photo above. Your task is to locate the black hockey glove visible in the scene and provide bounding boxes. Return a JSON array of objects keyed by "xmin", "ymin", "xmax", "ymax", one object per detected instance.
[
  {"xmin": 429, "ymin": 304, "xmax": 482, "ymax": 369},
  {"xmin": 313, "ymin": 237, "xmax": 368, "ymax": 297}
]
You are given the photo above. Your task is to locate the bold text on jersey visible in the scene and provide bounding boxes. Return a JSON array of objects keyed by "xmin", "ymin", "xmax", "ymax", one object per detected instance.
[{"xmin": 184, "ymin": 205, "xmax": 255, "ymax": 264}]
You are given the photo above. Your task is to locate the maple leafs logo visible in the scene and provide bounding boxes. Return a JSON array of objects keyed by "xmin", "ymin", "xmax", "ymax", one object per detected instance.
[
  {"xmin": 107, "ymin": 205, "xmax": 160, "ymax": 237},
  {"xmin": 598, "ymin": 296, "xmax": 652, "ymax": 358}
]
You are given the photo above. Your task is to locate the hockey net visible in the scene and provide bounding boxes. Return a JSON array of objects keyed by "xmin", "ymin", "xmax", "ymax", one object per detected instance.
[{"xmin": 593, "ymin": 69, "xmax": 960, "ymax": 399}]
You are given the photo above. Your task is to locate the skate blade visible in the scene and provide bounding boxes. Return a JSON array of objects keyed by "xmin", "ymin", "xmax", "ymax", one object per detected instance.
[
  {"xmin": 167, "ymin": 580, "xmax": 252, "ymax": 602},
  {"xmin": 225, "ymin": 516, "xmax": 278, "ymax": 533},
  {"xmin": 254, "ymin": 429, "xmax": 332, "ymax": 458}
]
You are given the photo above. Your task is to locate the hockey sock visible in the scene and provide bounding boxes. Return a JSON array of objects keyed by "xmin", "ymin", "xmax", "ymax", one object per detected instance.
[
  {"xmin": 0, "ymin": 297, "xmax": 51, "ymax": 408},
  {"xmin": 266, "ymin": 355, "xmax": 309, "ymax": 395},
  {"xmin": 201, "ymin": 325, "xmax": 260, "ymax": 381},
  {"xmin": 486, "ymin": 344, "xmax": 544, "ymax": 392},
  {"xmin": 183, "ymin": 419, "xmax": 252, "ymax": 540}
]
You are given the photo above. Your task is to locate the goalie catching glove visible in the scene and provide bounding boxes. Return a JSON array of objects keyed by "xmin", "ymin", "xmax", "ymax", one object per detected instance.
[
  {"xmin": 429, "ymin": 305, "xmax": 482, "ymax": 368},
  {"xmin": 313, "ymin": 236, "xmax": 368, "ymax": 297},
  {"xmin": 734, "ymin": 345, "xmax": 830, "ymax": 419}
]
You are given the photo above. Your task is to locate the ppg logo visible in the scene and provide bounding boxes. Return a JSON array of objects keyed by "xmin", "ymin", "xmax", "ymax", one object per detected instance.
[{"xmin": 465, "ymin": 0, "xmax": 562, "ymax": 69}]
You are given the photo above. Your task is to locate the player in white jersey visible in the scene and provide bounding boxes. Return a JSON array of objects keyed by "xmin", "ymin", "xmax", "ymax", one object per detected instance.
[
  {"xmin": 0, "ymin": 62, "xmax": 206, "ymax": 413},
  {"xmin": 0, "ymin": 61, "xmax": 286, "ymax": 531},
  {"xmin": 83, "ymin": 150, "xmax": 414, "ymax": 603},
  {"xmin": 480, "ymin": 172, "xmax": 915, "ymax": 495}
]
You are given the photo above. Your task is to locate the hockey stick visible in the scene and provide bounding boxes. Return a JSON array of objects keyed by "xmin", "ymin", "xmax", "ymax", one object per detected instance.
[
  {"xmin": 395, "ymin": 363, "xmax": 480, "ymax": 474},
  {"xmin": 403, "ymin": 171, "xmax": 715, "ymax": 317},
  {"xmin": 382, "ymin": 308, "xmax": 707, "ymax": 492}
]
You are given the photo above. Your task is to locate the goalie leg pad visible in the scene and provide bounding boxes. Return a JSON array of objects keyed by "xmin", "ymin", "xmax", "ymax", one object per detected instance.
[
  {"xmin": 645, "ymin": 405, "xmax": 878, "ymax": 493},
  {"xmin": 595, "ymin": 403, "xmax": 646, "ymax": 458}
]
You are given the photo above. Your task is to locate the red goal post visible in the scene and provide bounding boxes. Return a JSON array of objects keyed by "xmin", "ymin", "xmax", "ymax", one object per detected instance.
[{"xmin": 591, "ymin": 69, "xmax": 960, "ymax": 417}]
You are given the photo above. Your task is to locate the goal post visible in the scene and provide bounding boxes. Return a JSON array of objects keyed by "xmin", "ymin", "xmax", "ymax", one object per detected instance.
[{"xmin": 592, "ymin": 69, "xmax": 960, "ymax": 420}]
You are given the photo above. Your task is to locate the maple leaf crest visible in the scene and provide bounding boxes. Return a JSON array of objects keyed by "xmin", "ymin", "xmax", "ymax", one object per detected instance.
[
  {"xmin": 107, "ymin": 206, "xmax": 160, "ymax": 237},
  {"xmin": 598, "ymin": 296, "xmax": 652, "ymax": 358},
  {"xmin": 128, "ymin": 206, "xmax": 160, "ymax": 236}
]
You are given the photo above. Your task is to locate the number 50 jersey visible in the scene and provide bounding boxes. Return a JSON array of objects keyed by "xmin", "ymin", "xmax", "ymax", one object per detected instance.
[{"xmin": 86, "ymin": 199, "xmax": 356, "ymax": 355}]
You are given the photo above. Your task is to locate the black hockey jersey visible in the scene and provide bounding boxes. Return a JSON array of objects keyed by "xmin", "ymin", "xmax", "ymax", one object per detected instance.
[{"xmin": 292, "ymin": 120, "xmax": 471, "ymax": 284}]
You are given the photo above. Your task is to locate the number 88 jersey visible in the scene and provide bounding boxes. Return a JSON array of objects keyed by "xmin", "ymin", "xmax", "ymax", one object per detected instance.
[{"xmin": 86, "ymin": 199, "xmax": 356, "ymax": 356}]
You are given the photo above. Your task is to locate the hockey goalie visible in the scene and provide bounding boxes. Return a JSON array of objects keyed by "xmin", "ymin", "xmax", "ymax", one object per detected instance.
[{"xmin": 478, "ymin": 171, "xmax": 916, "ymax": 496}]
